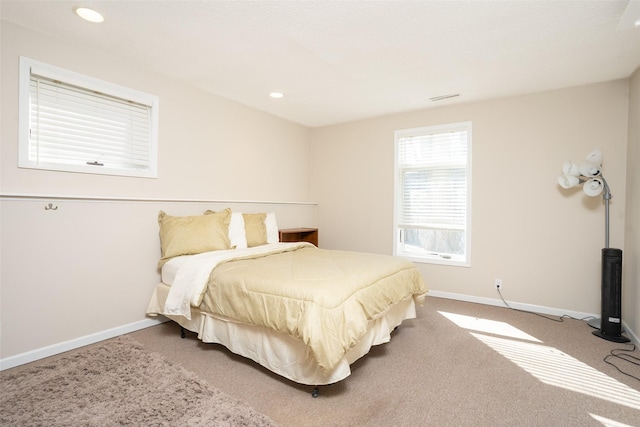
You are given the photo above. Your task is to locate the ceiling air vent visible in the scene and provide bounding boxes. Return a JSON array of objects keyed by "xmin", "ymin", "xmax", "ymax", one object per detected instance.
[{"xmin": 429, "ymin": 94, "xmax": 460, "ymax": 102}]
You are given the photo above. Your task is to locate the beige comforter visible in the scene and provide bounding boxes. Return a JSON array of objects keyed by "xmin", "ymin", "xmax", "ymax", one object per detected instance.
[{"xmin": 197, "ymin": 245, "xmax": 427, "ymax": 372}]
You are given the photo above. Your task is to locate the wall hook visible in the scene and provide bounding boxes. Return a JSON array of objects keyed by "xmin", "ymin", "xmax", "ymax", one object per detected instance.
[{"xmin": 45, "ymin": 203, "xmax": 58, "ymax": 211}]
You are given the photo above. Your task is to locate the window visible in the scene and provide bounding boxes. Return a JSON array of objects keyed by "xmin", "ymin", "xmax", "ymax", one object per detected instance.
[
  {"xmin": 394, "ymin": 122, "xmax": 472, "ymax": 266},
  {"xmin": 19, "ymin": 57, "xmax": 159, "ymax": 178}
]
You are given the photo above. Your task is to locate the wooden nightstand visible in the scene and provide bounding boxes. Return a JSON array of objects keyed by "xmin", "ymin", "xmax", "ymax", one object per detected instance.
[{"xmin": 278, "ymin": 228, "xmax": 318, "ymax": 246}]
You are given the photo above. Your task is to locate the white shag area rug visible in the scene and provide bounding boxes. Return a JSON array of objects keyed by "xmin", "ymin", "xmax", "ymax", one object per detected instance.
[{"xmin": 0, "ymin": 335, "xmax": 279, "ymax": 426}]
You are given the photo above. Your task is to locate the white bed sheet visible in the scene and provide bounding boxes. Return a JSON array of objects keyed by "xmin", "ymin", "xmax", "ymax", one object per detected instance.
[{"xmin": 146, "ymin": 281, "xmax": 417, "ymax": 385}]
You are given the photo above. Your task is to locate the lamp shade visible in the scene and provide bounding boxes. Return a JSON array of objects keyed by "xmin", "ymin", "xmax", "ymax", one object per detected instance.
[
  {"xmin": 558, "ymin": 174, "xmax": 580, "ymax": 189},
  {"xmin": 583, "ymin": 178, "xmax": 604, "ymax": 196},
  {"xmin": 579, "ymin": 161, "xmax": 601, "ymax": 177},
  {"xmin": 585, "ymin": 148, "xmax": 603, "ymax": 165},
  {"xmin": 562, "ymin": 161, "xmax": 580, "ymax": 176}
]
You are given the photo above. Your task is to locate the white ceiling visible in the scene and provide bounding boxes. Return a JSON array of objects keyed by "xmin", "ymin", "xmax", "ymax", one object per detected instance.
[{"xmin": 2, "ymin": 0, "xmax": 640, "ymax": 127}]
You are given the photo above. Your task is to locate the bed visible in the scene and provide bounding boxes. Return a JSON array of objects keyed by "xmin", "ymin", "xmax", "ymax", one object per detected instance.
[{"xmin": 146, "ymin": 209, "xmax": 427, "ymax": 395}]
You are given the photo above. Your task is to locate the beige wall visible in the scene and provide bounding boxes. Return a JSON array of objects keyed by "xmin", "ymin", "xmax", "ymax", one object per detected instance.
[
  {"xmin": 0, "ymin": 22, "xmax": 315, "ymax": 364},
  {"xmin": 624, "ymin": 67, "xmax": 639, "ymax": 339},
  {"xmin": 310, "ymin": 80, "xmax": 632, "ymax": 328},
  {"xmin": 1, "ymin": 22, "xmax": 311, "ymax": 202}
]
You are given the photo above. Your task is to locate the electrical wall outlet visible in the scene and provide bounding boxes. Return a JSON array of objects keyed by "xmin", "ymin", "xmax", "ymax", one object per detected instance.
[{"xmin": 495, "ymin": 279, "xmax": 502, "ymax": 290}]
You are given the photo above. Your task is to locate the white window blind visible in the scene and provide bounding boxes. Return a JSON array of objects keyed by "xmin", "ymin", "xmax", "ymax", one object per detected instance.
[
  {"xmin": 19, "ymin": 57, "xmax": 159, "ymax": 178},
  {"xmin": 394, "ymin": 122, "xmax": 472, "ymax": 266}
]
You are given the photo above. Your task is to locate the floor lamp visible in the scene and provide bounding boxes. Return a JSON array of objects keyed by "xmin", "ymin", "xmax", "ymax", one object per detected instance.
[{"xmin": 558, "ymin": 149, "xmax": 629, "ymax": 343}]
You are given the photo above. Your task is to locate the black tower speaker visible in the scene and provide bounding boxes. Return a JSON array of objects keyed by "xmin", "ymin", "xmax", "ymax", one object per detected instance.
[{"xmin": 592, "ymin": 248, "xmax": 630, "ymax": 343}]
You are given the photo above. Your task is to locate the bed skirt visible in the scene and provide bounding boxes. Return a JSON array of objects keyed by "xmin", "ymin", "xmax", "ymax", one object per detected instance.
[{"xmin": 146, "ymin": 282, "xmax": 417, "ymax": 385}]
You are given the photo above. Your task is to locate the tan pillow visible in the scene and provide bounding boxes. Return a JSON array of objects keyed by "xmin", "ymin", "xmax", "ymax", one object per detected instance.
[
  {"xmin": 158, "ymin": 209, "xmax": 231, "ymax": 267},
  {"xmin": 242, "ymin": 213, "xmax": 267, "ymax": 247}
]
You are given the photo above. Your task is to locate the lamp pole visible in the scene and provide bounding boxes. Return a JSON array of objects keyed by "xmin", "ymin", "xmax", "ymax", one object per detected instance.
[
  {"xmin": 601, "ymin": 176, "xmax": 611, "ymax": 249},
  {"xmin": 587, "ymin": 176, "xmax": 610, "ymax": 330}
]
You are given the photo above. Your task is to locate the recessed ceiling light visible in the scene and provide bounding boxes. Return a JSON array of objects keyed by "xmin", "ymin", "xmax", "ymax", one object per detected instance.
[
  {"xmin": 75, "ymin": 7, "xmax": 104, "ymax": 23},
  {"xmin": 269, "ymin": 92, "xmax": 284, "ymax": 99},
  {"xmin": 617, "ymin": 0, "xmax": 640, "ymax": 30}
]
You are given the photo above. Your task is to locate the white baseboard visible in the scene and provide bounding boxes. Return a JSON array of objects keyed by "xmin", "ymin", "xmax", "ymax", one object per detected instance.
[
  {"xmin": 428, "ymin": 290, "xmax": 638, "ymax": 345},
  {"xmin": 622, "ymin": 322, "xmax": 640, "ymax": 345},
  {"xmin": 0, "ymin": 317, "xmax": 169, "ymax": 371},
  {"xmin": 427, "ymin": 290, "xmax": 598, "ymax": 319}
]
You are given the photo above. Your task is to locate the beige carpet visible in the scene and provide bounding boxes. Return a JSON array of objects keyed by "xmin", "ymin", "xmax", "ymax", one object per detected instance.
[
  {"xmin": 131, "ymin": 296, "xmax": 640, "ymax": 427},
  {"xmin": 0, "ymin": 335, "xmax": 277, "ymax": 426}
]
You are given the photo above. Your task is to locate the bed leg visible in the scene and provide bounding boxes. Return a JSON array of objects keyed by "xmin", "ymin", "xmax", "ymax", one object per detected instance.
[
  {"xmin": 180, "ymin": 327, "xmax": 186, "ymax": 339},
  {"xmin": 311, "ymin": 386, "xmax": 319, "ymax": 398}
]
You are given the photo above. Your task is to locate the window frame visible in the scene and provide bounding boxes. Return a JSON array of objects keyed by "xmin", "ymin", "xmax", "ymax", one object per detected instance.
[
  {"xmin": 18, "ymin": 57, "xmax": 159, "ymax": 178},
  {"xmin": 393, "ymin": 121, "xmax": 472, "ymax": 267}
]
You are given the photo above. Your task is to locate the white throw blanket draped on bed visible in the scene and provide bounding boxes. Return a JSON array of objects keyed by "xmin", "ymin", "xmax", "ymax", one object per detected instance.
[{"xmin": 163, "ymin": 242, "xmax": 312, "ymax": 319}]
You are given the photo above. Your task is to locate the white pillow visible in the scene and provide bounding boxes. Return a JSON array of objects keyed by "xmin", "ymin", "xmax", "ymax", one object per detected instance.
[
  {"xmin": 265, "ymin": 212, "xmax": 279, "ymax": 244},
  {"xmin": 229, "ymin": 212, "xmax": 247, "ymax": 249},
  {"xmin": 228, "ymin": 211, "xmax": 278, "ymax": 247}
]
